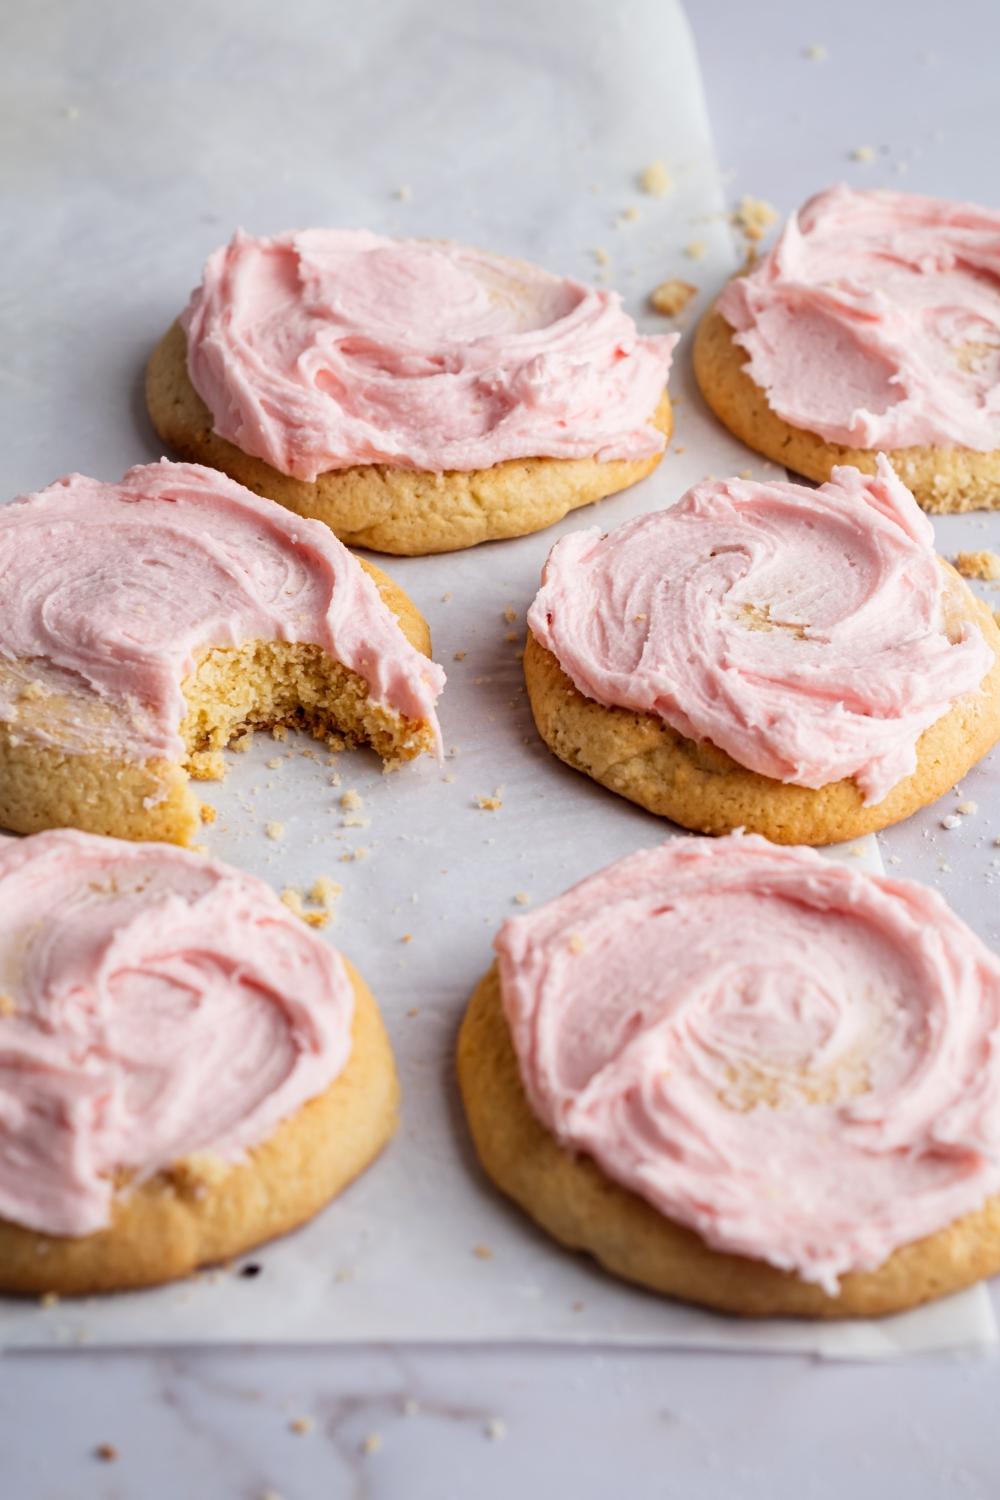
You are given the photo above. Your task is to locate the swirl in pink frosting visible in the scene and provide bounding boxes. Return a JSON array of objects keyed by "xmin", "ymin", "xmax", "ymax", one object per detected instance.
[
  {"xmin": 497, "ymin": 834, "xmax": 1000, "ymax": 1291},
  {"xmin": 0, "ymin": 461, "xmax": 445, "ymax": 762},
  {"xmin": 718, "ymin": 185, "xmax": 1000, "ymax": 450},
  {"xmin": 182, "ymin": 229, "xmax": 676, "ymax": 480},
  {"xmin": 0, "ymin": 830, "xmax": 355, "ymax": 1237},
  {"xmin": 527, "ymin": 458, "xmax": 993, "ymax": 803}
]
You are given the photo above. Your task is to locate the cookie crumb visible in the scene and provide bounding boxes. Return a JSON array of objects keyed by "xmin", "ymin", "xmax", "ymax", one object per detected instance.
[
  {"xmin": 617, "ymin": 205, "xmax": 641, "ymax": 226},
  {"xmin": 453, "ymin": 649, "xmax": 467, "ymax": 661},
  {"xmin": 485, "ymin": 1417, "xmax": 507, "ymax": 1442},
  {"xmin": 39, "ymin": 1290, "xmax": 59, "ymax": 1307},
  {"xmin": 514, "ymin": 892, "xmax": 530, "ymax": 906},
  {"xmin": 0, "ymin": 993, "xmax": 15, "ymax": 1017},
  {"xmin": 473, "ymin": 1242, "xmax": 493, "ymax": 1260},
  {"xmin": 684, "ymin": 240, "xmax": 706, "ymax": 261},
  {"xmin": 592, "ymin": 246, "xmax": 610, "ymax": 267},
  {"xmin": 953, "ymin": 549, "xmax": 1000, "ymax": 581},
  {"xmin": 360, "ymin": 1432, "xmax": 382, "ymax": 1456},
  {"xmin": 850, "ymin": 144, "xmax": 876, "ymax": 163},
  {"xmin": 340, "ymin": 789, "xmax": 363, "ymax": 811},
  {"xmin": 476, "ymin": 790, "xmax": 503, "ymax": 811},
  {"xmin": 649, "ymin": 278, "xmax": 697, "ymax": 317},
  {"xmin": 289, "ymin": 1416, "xmax": 314, "ymax": 1436},
  {"xmin": 271, "ymin": 724, "xmax": 288, "ymax": 742},
  {"xmin": 957, "ymin": 800, "xmax": 979, "ymax": 816},
  {"xmin": 309, "ymin": 876, "xmax": 342, "ymax": 908},
  {"xmin": 803, "ymin": 42, "xmax": 827, "ymax": 60},
  {"xmin": 503, "ymin": 606, "xmax": 517, "ymax": 623},
  {"xmin": 732, "ymin": 195, "xmax": 778, "ymax": 243},
  {"xmin": 400, "ymin": 932, "xmax": 413, "ymax": 944},
  {"xmin": 199, "ymin": 803, "xmax": 217, "ymax": 824},
  {"xmin": 94, "ymin": 1444, "xmax": 119, "ymax": 1463},
  {"xmin": 394, "ymin": 184, "xmax": 412, "ymax": 201},
  {"xmin": 265, "ymin": 821, "xmax": 284, "ymax": 841},
  {"xmin": 638, "ymin": 160, "xmax": 671, "ymax": 197},
  {"xmin": 568, "ymin": 932, "xmax": 585, "ymax": 954},
  {"xmin": 941, "ymin": 814, "xmax": 962, "ymax": 830},
  {"xmin": 231, "ymin": 729, "xmax": 254, "ymax": 753},
  {"xmin": 266, "ymin": 756, "xmax": 283, "ymax": 770}
]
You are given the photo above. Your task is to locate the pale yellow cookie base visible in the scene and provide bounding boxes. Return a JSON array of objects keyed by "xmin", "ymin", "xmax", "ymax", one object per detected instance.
[
  {"xmin": 693, "ymin": 303, "xmax": 1000, "ymax": 513},
  {"xmin": 522, "ymin": 583, "xmax": 1000, "ymax": 846},
  {"xmin": 0, "ymin": 960, "xmax": 398, "ymax": 1297},
  {"xmin": 457, "ymin": 965, "xmax": 1000, "ymax": 1319},
  {"xmin": 0, "ymin": 560, "xmax": 435, "ymax": 846},
  {"xmin": 146, "ymin": 320, "xmax": 672, "ymax": 555}
]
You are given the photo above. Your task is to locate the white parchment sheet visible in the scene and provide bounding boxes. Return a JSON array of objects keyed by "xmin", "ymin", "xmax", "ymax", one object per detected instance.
[{"xmin": 0, "ymin": 0, "xmax": 993, "ymax": 1357}]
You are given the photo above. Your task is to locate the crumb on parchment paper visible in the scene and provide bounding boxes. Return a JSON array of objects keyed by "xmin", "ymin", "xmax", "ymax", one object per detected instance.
[
  {"xmin": 954, "ymin": 549, "xmax": 1000, "ymax": 581},
  {"xmin": 649, "ymin": 278, "xmax": 697, "ymax": 316},
  {"xmin": 638, "ymin": 160, "xmax": 671, "ymax": 197}
]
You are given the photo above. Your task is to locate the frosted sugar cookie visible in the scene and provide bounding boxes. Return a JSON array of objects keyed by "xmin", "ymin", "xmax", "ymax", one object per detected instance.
[
  {"xmin": 0, "ymin": 830, "xmax": 398, "ymax": 1296},
  {"xmin": 524, "ymin": 460, "xmax": 1000, "ymax": 844},
  {"xmin": 0, "ymin": 461, "xmax": 445, "ymax": 845},
  {"xmin": 146, "ymin": 230, "xmax": 675, "ymax": 554},
  {"xmin": 694, "ymin": 186, "xmax": 1000, "ymax": 511},
  {"xmin": 458, "ymin": 835, "xmax": 1000, "ymax": 1318}
]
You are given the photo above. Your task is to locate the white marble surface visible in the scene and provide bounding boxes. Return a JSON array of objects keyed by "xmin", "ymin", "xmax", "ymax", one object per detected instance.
[{"xmin": 4, "ymin": 0, "xmax": 1000, "ymax": 1495}]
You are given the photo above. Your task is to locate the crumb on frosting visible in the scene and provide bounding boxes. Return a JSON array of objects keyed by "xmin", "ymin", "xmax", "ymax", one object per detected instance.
[
  {"xmin": 954, "ymin": 549, "xmax": 1000, "ymax": 581},
  {"xmin": 649, "ymin": 278, "xmax": 697, "ymax": 317}
]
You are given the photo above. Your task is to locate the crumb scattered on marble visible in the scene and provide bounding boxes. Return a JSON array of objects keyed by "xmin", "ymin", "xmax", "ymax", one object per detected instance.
[
  {"xmin": 616, "ymin": 205, "xmax": 641, "ymax": 227},
  {"xmin": 685, "ymin": 240, "xmax": 706, "ymax": 260},
  {"xmin": 592, "ymin": 246, "xmax": 610, "ymax": 267},
  {"xmin": 360, "ymin": 1433, "xmax": 382, "ymax": 1457},
  {"xmin": 954, "ymin": 549, "xmax": 1000, "ymax": 581},
  {"xmin": 957, "ymin": 800, "xmax": 979, "ymax": 816},
  {"xmin": 231, "ymin": 730, "xmax": 254, "ymax": 753},
  {"xmin": 309, "ymin": 876, "xmax": 342, "ymax": 909},
  {"xmin": 400, "ymin": 933, "xmax": 413, "ymax": 944},
  {"xmin": 453, "ymin": 649, "xmax": 467, "ymax": 661},
  {"xmin": 851, "ymin": 145, "xmax": 875, "ymax": 163},
  {"xmin": 848, "ymin": 843, "xmax": 865, "ymax": 857},
  {"xmin": 514, "ymin": 892, "xmax": 530, "ymax": 905},
  {"xmin": 732, "ymin": 195, "xmax": 778, "ymax": 242},
  {"xmin": 503, "ymin": 605, "xmax": 517, "ymax": 623},
  {"xmin": 395, "ymin": 184, "xmax": 412, "ymax": 201},
  {"xmin": 265, "ymin": 821, "xmax": 284, "ymax": 841},
  {"xmin": 639, "ymin": 160, "xmax": 671, "ymax": 197},
  {"xmin": 266, "ymin": 756, "xmax": 283, "ymax": 770},
  {"xmin": 289, "ymin": 1416, "xmax": 314, "ymax": 1436},
  {"xmin": 271, "ymin": 724, "xmax": 288, "ymax": 741},
  {"xmin": 94, "ymin": 1444, "xmax": 119, "ymax": 1463},
  {"xmin": 473, "ymin": 1243, "xmax": 493, "ymax": 1261},
  {"xmin": 804, "ymin": 41, "xmax": 828, "ymax": 60},
  {"xmin": 340, "ymin": 789, "xmax": 363, "ymax": 811},
  {"xmin": 476, "ymin": 790, "xmax": 504, "ymax": 811},
  {"xmin": 485, "ymin": 1417, "xmax": 507, "ymax": 1441},
  {"xmin": 199, "ymin": 803, "xmax": 217, "ymax": 824}
]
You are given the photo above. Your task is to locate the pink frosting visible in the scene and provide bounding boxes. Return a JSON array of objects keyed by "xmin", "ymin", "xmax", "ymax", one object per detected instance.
[
  {"xmin": 182, "ymin": 228, "xmax": 676, "ymax": 480},
  {"xmin": 0, "ymin": 830, "xmax": 355, "ymax": 1237},
  {"xmin": 0, "ymin": 461, "xmax": 445, "ymax": 762},
  {"xmin": 718, "ymin": 185, "xmax": 1000, "ymax": 451},
  {"xmin": 498, "ymin": 834, "xmax": 1000, "ymax": 1292},
  {"xmin": 527, "ymin": 458, "xmax": 993, "ymax": 804}
]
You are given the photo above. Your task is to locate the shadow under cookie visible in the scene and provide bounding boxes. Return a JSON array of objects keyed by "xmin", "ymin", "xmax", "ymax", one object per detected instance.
[
  {"xmin": 146, "ymin": 321, "xmax": 672, "ymax": 556},
  {"xmin": 458, "ymin": 964, "xmax": 1000, "ymax": 1320}
]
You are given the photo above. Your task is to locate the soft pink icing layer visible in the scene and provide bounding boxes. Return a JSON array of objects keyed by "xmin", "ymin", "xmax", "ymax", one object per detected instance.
[
  {"xmin": 718, "ymin": 185, "xmax": 1000, "ymax": 451},
  {"xmin": 497, "ymin": 834, "xmax": 1000, "ymax": 1291},
  {"xmin": 0, "ymin": 830, "xmax": 355, "ymax": 1237},
  {"xmin": 527, "ymin": 458, "xmax": 993, "ymax": 803},
  {"xmin": 0, "ymin": 461, "xmax": 445, "ymax": 762},
  {"xmin": 183, "ymin": 229, "xmax": 676, "ymax": 480}
]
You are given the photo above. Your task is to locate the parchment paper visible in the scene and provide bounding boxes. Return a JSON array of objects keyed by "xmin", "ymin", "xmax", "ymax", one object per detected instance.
[{"xmin": 0, "ymin": 0, "xmax": 992, "ymax": 1358}]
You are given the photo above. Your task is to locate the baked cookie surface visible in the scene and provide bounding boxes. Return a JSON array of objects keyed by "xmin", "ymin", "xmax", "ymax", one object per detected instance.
[
  {"xmin": 0, "ymin": 462, "xmax": 444, "ymax": 845},
  {"xmin": 0, "ymin": 831, "xmax": 399, "ymax": 1296},
  {"xmin": 458, "ymin": 965, "xmax": 1000, "ymax": 1320},
  {"xmin": 694, "ymin": 304, "xmax": 1000, "ymax": 513},
  {"xmin": 458, "ymin": 837, "xmax": 1000, "ymax": 1318},
  {"xmin": 524, "ymin": 464, "xmax": 1000, "ymax": 844},
  {"xmin": 694, "ymin": 187, "xmax": 1000, "ymax": 512},
  {"xmin": 148, "ymin": 320, "xmax": 673, "ymax": 555}
]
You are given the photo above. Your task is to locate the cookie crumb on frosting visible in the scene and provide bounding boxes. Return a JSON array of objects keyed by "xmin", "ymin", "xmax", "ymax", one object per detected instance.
[
  {"xmin": 954, "ymin": 549, "xmax": 1000, "ymax": 581},
  {"xmin": 639, "ymin": 160, "xmax": 672, "ymax": 197},
  {"xmin": 649, "ymin": 278, "xmax": 697, "ymax": 317}
]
